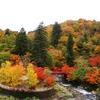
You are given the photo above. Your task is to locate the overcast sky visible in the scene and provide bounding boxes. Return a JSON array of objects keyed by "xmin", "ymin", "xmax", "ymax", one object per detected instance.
[{"xmin": 0, "ymin": 0, "xmax": 100, "ymax": 33}]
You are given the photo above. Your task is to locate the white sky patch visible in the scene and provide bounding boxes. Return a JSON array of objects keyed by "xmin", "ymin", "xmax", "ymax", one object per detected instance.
[{"xmin": 0, "ymin": 0, "xmax": 100, "ymax": 33}]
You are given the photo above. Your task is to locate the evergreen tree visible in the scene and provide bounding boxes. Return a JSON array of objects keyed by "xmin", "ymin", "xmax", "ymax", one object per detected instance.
[
  {"xmin": 13, "ymin": 28, "xmax": 28, "ymax": 56},
  {"xmin": 51, "ymin": 22, "xmax": 62, "ymax": 47},
  {"xmin": 83, "ymin": 31, "xmax": 88, "ymax": 43},
  {"xmin": 5, "ymin": 29, "xmax": 10, "ymax": 35},
  {"xmin": 31, "ymin": 22, "xmax": 54, "ymax": 68},
  {"xmin": 66, "ymin": 33, "xmax": 74, "ymax": 66}
]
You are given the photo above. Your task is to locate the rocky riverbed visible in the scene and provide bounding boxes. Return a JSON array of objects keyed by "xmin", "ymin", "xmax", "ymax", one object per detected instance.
[{"xmin": 42, "ymin": 82, "xmax": 98, "ymax": 100}]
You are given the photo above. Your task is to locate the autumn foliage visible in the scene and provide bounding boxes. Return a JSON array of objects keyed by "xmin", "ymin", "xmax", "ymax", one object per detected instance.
[
  {"xmin": 0, "ymin": 61, "xmax": 25, "ymax": 87},
  {"xmin": 10, "ymin": 54, "xmax": 20, "ymax": 64},
  {"xmin": 45, "ymin": 77, "xmax": 55, "ymax": 86},
  {"xmin": 34, "ymin": 67, "xmax": 45, "ymax": 80},
  {"xmin": 62, "ymin": 64, "xmax": 75, "ymax": 81},
  {"xmin": 27, "ymin": 64, "xmax": 39, "ymax": 87},
  {"xmin": 85, "ymin": 69, "xmax": 100, "ymax": 85},
  {"xmin": 89, "ymin": 57, "xmax": 100, "ymax": 67}
]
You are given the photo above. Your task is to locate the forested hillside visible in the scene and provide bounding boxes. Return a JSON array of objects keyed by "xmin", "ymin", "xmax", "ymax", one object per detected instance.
[{"xmin": 0, "ymin": 19, "xmax": 100, "ymax": 87}]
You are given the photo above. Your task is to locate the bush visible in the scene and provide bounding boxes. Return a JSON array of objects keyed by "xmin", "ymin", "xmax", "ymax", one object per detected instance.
[
  {"xmin": 61, "ymin": 64, "xmax": 75, "ymax": 81},
  {"xmin": 27, "ymin": 63, "xmax": 39, "ymax": 88},
  {"xmin": 71, "ymin": 67, "xmax": 92, "ymax": 82},
  {"xmin": 0, "ymin": 61, "xmax": 26, "ymax": 87},
  {"xmin": 85, "ymin": 69, "xmax": 100, "ymax": 86},
  {"xmin": 0, "ymin": 51, "xmax": 10, "ymax": 66}
]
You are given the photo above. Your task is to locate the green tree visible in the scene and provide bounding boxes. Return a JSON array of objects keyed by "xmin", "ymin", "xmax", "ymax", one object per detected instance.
[
  {"xmin": 13, "ymin": 28, "xmax": 28, "ymax": 56},
  {"xmin": 5, "ymin": 29, "xmax": 10, "ymax": 36},
  {"xmin": 2, "ymin": 35, "xmax": 15, "ymax": 51},
  {"xmin": 31, "ymin": 22, "xmax": 54, "ymax": 68},
  {"xmin": 83, "ymin": 30, "xmax": 88, "ymax": 43},
  {"xmin": 51, "ymin": 22, "xmax": 62, "ymax": 47},
  {"xmin": 66, "ymin": 33, "xmax": 74, "ymax": 66}
]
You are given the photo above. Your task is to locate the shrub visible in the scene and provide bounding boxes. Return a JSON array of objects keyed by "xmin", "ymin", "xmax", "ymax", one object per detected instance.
[
  {"xmin": 45, "ymin": 77, "xmax": 55, "ymax": 86},
  {"xmin": 34, "ymin": 67, "xmax": 45, "ymax": 80},
  {"xmin": 71, "ymin": 67, "xmax": 92, "ymax": 82},
  {"xmin": 85, "ymin": 69, "xmax": 100, "ymax": 86},
  {"xmin": 89, "ymin": 57, "xmax": 100, "ymax": 67},
  {"xmin": 0, "ymin": 61, "xmax": 26, "ymax": 87},
  {"xmin": 75, "ymin": 56, "xmax": 88, "ymax": 68},
  {"xmin": 27, "ymin": 63, "xmax": 39, "ymax": 88},
  {"xmin": 44, "ymin": 68, "xmax": 51, "ymax": 77},
  {"xmin": 61, "ymin": 64, "xmax": 75, "ymax": 81}
]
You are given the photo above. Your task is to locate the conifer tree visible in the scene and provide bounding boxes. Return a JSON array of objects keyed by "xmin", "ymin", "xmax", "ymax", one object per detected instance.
[
  {"xmin": 51, "ymin": 22, "xmax": 62, "ymax": 47},
  {"xmin": 5, "ymin": 29, "xmax": 10, "ymax": 36},
  {"xmin": 83, "ymin": 31, "xmax": 88, "ymax": 43},
  {"xmin": 31, "ymin": 22, "xmax": 54, "ymax": 68},
  {"xmin": 66, "ymin": 33, "xmax": 74, "ymax": 66},
  {"xmin": 13, "ymin": 28, "xmax": 28, "ymax": 56}
]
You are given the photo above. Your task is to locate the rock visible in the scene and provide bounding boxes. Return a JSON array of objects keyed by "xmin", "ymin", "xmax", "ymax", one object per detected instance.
[
  {"xmin": 57, "ymin": 92, "xmax": 65, "ymax": 98},
  {"xmin": 92, "ymin": 90, "xmax": 96, "ymax": 95}
]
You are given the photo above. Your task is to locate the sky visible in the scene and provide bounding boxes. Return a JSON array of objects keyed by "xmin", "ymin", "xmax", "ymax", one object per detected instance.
[{"xmin": 0, "ymin": 0, "xmax": 100, "ymax": 33}]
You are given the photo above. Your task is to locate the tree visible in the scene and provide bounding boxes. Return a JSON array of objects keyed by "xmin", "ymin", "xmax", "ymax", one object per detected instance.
[
  {"xmin": 5, "ymin": 29, "xmax": 10, "ymax": 36},
  {"xmin": 83, "ymin": 30, "xmax": 88, "ymax": 43},
  {"xmin": 13, "ymin": 28, "xmax": 28, "ymax": 56},
  {"xmin": 31, "ymin": 22, "xmax": 54, "ymax": 68},
  {"xmin": 66, "ymin": 33, "xmax": 74, "ymax": 66},
  {"xmin": 51, "ymin": 22, "xmax": 62, "ymax": 47}
]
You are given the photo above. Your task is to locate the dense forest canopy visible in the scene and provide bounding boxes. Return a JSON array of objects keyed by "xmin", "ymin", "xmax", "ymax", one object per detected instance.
[{"xmin": 0, "ymin": 18, "xmax": 100, "ymax": 67}]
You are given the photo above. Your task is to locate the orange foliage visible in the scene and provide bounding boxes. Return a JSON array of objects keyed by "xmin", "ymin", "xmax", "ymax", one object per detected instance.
[
  {"xmin": 94, "ymin": 46, "xmax": 100, "ymax": 54},
  {"xmin": 89, "ymin": 57, "xmax": 100, "ymax": 67},
  {"xmin": 45, "ymin": 77, "xmax": 55, "ymax": 86},
  {"xmin": 85, "ymin": 69, "xmax": 100, "ymax": 85},
  {"xmin": 62, "ymin": 26, "xmax": 74, "ymax": 33},
  {"xmin": 53, "ymin": 67, "xmax": 61, "ymax": 72},
  {"xmin": 10, "ymin": 54, "xmax": 20, "ymax": 64},
  {"xmin": 73, "ymin": 32, "xmax": 81, "ymax": 38},
  {"xmin": 62, "ymin": 64, "xmax": 75, "ymax": 81},
  {"xmin": 34, "ymin": 67, "xmax": 45, "ymax": 80}
]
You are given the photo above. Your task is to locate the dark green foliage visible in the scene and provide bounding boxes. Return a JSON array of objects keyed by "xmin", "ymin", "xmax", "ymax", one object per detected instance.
[
  {"xmin": 5, "ymin": 29, "xmax": 10, "ymax": 35},
  {"xmin": 51, "ymin": 22, "xmax": 62, "ymax": 47},
  {"xmin": 31, "ymin": 23, "xmax": 54, "ymax": 68},
  {"xmin": 27, "ymin": 38, "xmax": 33, "ymax": 52},
  {"xmin": 66, "ymin": 33, "xmax": 74, "ymax": 66},
  {"xmin": 13, "ymin": 28, "xmax": 28, "ymax": 56},
  {"xmin": 83, "ymin": 30, "xmax": 88, "ymax": 43}
]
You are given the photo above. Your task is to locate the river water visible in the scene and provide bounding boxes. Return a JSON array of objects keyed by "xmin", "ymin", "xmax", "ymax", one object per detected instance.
[{"xmin": 60, "ymin": 82, "xmax": 97, "ymax": 100}]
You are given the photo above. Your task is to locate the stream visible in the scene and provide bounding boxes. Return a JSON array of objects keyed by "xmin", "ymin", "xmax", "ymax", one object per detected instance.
[
  {"xmin": 53, "ymin": 73, "xmax": 100, "ymax": 100},
  {"xmin": 60, "ymin": 82, "xmax": 97, "ymax": 100}
]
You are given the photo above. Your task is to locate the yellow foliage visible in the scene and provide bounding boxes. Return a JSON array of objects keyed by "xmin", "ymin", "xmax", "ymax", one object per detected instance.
[
  {"xmin": 73, "ymin": 45, "xmax": 78, "ymax": 53},
  {"xmin": 94, "ymin": 46, "xmax": 100, "ymax": 54},
  {"xmin": 59, "ymin": 36, "xmax": 68, "ymax": 43},
  {"xmin": 27, "ymin": 63, "xmax": 39, "ymax": 87},
  {"xmin": 0, "ymin": 61, "xmax": 26, "ymax": 87}
]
